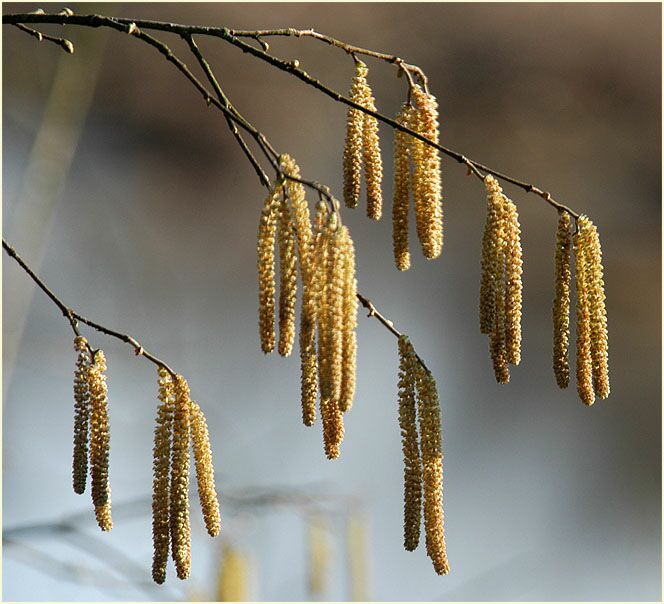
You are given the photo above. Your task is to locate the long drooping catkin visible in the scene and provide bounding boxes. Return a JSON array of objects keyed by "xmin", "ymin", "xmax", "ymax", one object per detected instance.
[
  {"xmin": 257, "ymin": 186, "xmax": 281, "ymax": 353},
  {"xmin": 171, "ymin": 375, "xmax": 192, "ymax": 579},
  {"xmin": 88, "ymin": 350, "xmax": 112, "ymax": 531},
  {"xmin": 393, "ymin": 103, "xmax": 413, "ymax": 271},
  {"xmin": 415, "ymin": 364, "xmax": 449, "ymax": 575},
  {"xmin": 397, "ymin": 336, "xmax": 422, "ymax": 552},
  {"xmin": 72, "ymin": 336, "xmax": 91, "ymax": 495},
  {"xmin": 583, "ymin": 218, "xmax": 610, "ymax": 400},
  {"xmin": 553, "ymin": 210, "xmax": 573, "ymax": 388},
  {"xmin": 480, "ymin": 175, "xmax": 505, "ymax": 334},
  {"xmin": 152, "ymin": 368, "xmax": 174, "ymax": 584},
  {"xmin": 277, "ymin": 191, "xmax": 298, "ymax": 357},
  {"xmin": 360, "ymin": 71, "xmax": 383, "ymax": 221},
  {"xmin": 504, "ymin": 198, "xmax": 523, "ymax": 365},
  {"xmin": 410, "ymin": 85, "xmax": 443, "ymax": 259},
  {"xmin": 343, "ymin": 62, "xmax": 368, "ymax": 209},
  {"xmin": 574, "ymin": 224, "xmax": 594, "ymax": 406},
  {"xmin": 339, "ymin": 226, "xmax": 358, "ymax": 413}
]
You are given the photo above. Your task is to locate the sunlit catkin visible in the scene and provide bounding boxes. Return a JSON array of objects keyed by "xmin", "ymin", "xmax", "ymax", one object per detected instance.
[
  {"xmin": 359, "ymin": 67, "xmax": 384, "ymax": 221},
  {"xmin": 480, "ymin": 175, "xmax": 504, "ymax": 334},
  {"xmin": 410, "ymin": 85, "xmax": 443, "ymax": 259},
  {"xmin": 257, "ymin": 186, "xmax": 281, "ymax": 353},
  {"xmin": 152, "ymin": 368, "xmax": 174, "ymax": 584},
  {"xmin": 171, "ymin": 375, "xmax": 192, "ymax": 579},
  {"xmin": 504, "ymin": 198, "xmax": 523, "ymax": 365},
  {"xmin": 339, "ymin": 226, "xmax": 358, "ymax": 413},
  {"xmin": 415, "ymin": 365, "xmax": 449, "ymax": 575},
  {"xmin": 398, "ymin": 336, "xmax": 422, "ymax": 552},
  {"xmin": 574, "ymin": 224, "xmax": 594, "ymax": 405},
  {"xmin": 88, "ymin": 349, "xmax": 112, "ymax": 531},
  {"xmin": 217, "ymin": 545, "xmax": 250, "ymax": 602},
  {"xmin": 307, "ymin": 514, "xmax": 330, "ymax": 598},
  {"xmin": 553, "ymin": 211, "xmax": 573, "ymax": 388},
  {"xmin": 72, "ymin": 336, "xmax": 90, "ymax": 495},
  {"xmin": 393, "ymin": 103, "xmax": 413, "ymax": 271},
  {"xmin": 277, "ymin": 192, "xmax": 297, "ymax": 357},
  {"xmin": 343, "ymin": 62, "xmax": 367, "ymax": 209}
]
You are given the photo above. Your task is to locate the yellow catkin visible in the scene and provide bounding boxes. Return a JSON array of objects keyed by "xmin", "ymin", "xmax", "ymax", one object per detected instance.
[
  {"xmin": 217, "ymin": 545, "xmax": 250, "ymax": 602},
  {"xmin": 397, "ymin": 336, "xmax": 422, "ymax": 552},
  {"xmin": 392, "ymin": 103, "xmax": 413, "ymax": 271},
  {"xmin": 584, "ymin": 219, "xmax": 610, "ymax": 400},
  {"xmin": 343, "ymin": 62, "xmax": 367, "ymax": 209},
  {"xmin": 171, "ymin": 375, "xmax": 192, "ymax": 579},
  {"xmin": 190, "ymin": 401, "xmax": 221, "ymax": 537},
  {"xmin": 152, "ymin": 368, "xmax": 174, "ymax": 585},
  {"xmin": 72, "ymin": 336, "xmax": 90, "ymax": 495},
  {"xmin": 479, "ymin": 175, "xmax": 504, "ymax": 334},
  {"xmin": 359, "ymin": 66, "xmax": 384, "ymax": 221},
  {"xmin": 553, "ymin": 210, "xmax": 573, "ymax": 388},
  {"xmin": 411, "ymin": 85, "xmax": 443, "ymax": 259},
  {"xmin": 277, "ymin": 191, "xmax": 298, "ymax": 357},
  {"xmin": 574, "ymin": 223, "xmax": 595, "ymax": 405},
  {"xmin": 347, "ymin": 513, "xmax": 369, "ymax": 602},
  {"xmin": 339, "ymin": 226, "xmax": 358, "ymax": 413},
  {"xmin": 88, "ymin": 349, "xmax": 112, "ymax": 531},
  {"xmin": 308, "ymin": 514, "xmax": 330, "ymax": 598},
  {"xmin": 414, "ymin": 364, "xmax": 449, "ymax": 576},
  {"xmin": 257, "ymin": 185, "xmax": 281, "ymax": 354},
  {"xmin": 504, "ymin": 198, "xmax": 523, "ymax": 365}
]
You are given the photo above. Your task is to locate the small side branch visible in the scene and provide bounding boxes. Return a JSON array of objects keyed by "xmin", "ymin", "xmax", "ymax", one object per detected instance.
[{"xmin": 13, "ymin": 22, "xmax": 74, "ymax": 53}]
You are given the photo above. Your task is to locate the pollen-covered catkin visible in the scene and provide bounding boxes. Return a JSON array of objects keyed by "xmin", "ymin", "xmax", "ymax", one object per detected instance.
[
  {"xmin": 504, "ymin": 198, "xmax": 523, "ymax": 365},
  {"xmin": 393, "ymin": 103, "xmax": 413, "ymax": 271},
  {"xmin": 190, "ymin": 401, "xmax": 221, "ymax": 537},
  {"xmin": 574, "ymin": 223, "xmax": 594, "ymax": 405},
  {"xmin": 410, "ymin": 85, "xmax": 443, "ymax": 259},
  {"xmin": 480, "ymin": 175, "xmax": 505, "ymax": 334},
  {"xmin": 339, "ymin": 226, "xmax": 358, "ymax": 413},
  {"xmin": 343, "ymin": 62, "xmax": 367, "ymax": 209},
  {"xmin": 277, "ymin": 192, "xmax": 298, "ymax": 357},
  {"xmin": 257, "ymin": 186, "xmax": 281, "ymax": 353},
  {"xmin": 398, "ymin": 336, "xmax": 422, "ymax": 552},
  {"xmin": 415, "ymin": 364, "xmax": 449, "ymax": 575},
  {"xmin": 72, "ymin": 336, "xmax": 90, "ymax": 495},
  {"xmin": 553, "ymin": 210, "xmax": 573, "ymax": 388},
  {"xmin": 88, "ymin": 350, "xmax": 112, "ymax": 531},
  {"xmin": 359, "ymin": 68, "xmax": 384, "ymax": 221},
  {"xmin": 171, "ymin": 375, "xmax": 192, "ymax": 579},
  {"xmin": 152, "ymin": 368, "xmax": 174, "ymax": 584}
]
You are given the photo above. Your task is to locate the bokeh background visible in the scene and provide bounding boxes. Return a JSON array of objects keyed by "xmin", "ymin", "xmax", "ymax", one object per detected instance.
[{"xmin": 3, "ymin": 2, "xmax": 661, "ymax": 601}]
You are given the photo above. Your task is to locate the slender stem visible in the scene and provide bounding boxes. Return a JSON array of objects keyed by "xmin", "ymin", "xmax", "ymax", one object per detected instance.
[{"xmin": 12, "ymin": 23, "xmax": 74, "ymax": 53}]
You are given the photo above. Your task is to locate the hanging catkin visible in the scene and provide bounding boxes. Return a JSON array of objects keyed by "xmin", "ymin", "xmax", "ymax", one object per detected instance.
[
  {"xmin": 360, "ymin": 68, "xmax": 384, "ymax": 221},
  {"xmin": 504, "ymin": 197, "xmax": 523, "ymax": 365},
  {"xmin": 152, "ymin": 368, "xmax": 174, "ymax": 584},
  {"xmin": 553, "ymin": 210, "xmax": 573, "ymax": 388},
  {"xmin": 87, "ymin": 350, "xmax": 112, "ymax": 531},
  {"xmin": 277, "ymin": 190, "xmax": 298, "ymax": 357},
  {"xmin": 190, "ymin": 401, "xmax": 221, "ymax": 537},
  {"xmin": 573, "ymin": 224, "xmax": 594, "ymax": 405},
  {"xmin": 397, "ymin": 336, "xmax": 422, "ymax": 552},
  {"xmin": 171, "ymin": 375, "xmax": 192, "ymax": 579},
  {"xmin": 257, "ymin": 185, "xmax": 281, "ymax": 353},
  {"xmin": 339, "ymin": 225, "xmax": 358, "ymax": 413},
  {"xmin": 72, "ymin": 336, "xmax": 91, "ymax": 495},
  {"xmin": 392, "ymin": 103, "xmax": 414, "ymax": 271}
]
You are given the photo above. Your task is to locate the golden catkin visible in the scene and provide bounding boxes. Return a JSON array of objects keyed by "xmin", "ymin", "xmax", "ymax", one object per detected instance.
[
  {"xmin": 392, "ymin": 103, "xmax": 413, "ymax": 271},
  {"xmin": 397, "ymin": 336, "xmax": 422, "ymax": 552},
  {"xmin": 217, "ymin": 545, "xmax": 250, "ymax": 602},
  {"xmin": 190, "ymin": 401, "xmax": 221, "ymax": 537},
  {"xmin": 88, "ymin": 349, "xmax": 112, "ymax": 531},
  {"xmin": 414, "ymin": 364, "xmax": 449, "ymax": 575},
  {"xmin": 573, "ymin": 224, "xmax": 595, "ymax": 405},
  {"xmin": 257, "ymin": 186, "xmax": 281, "ymax": 354},
  {"xmin": 504, "ymin": 198, "xmax": 523, "ymax": 365},
  {"xmin": 359, "ymin": 67, "xmax": 384, "ymax": 221},
  {"xmin": 553, "ymin": 210, "xmax": 573, "ymax": 388},
  {"xmin": 152, "ymin": 368, "xmax": 174, "ymax": 585},
  {"xmin": 72, "ymin": 336, "xmax": 90, "ymax": 495},
  {"xmin": 583, "ymin": 218, "xmax": 610, "ymax": 399},
  {"xmin": 343, "ymin": 62, "xmax": 367, "ymax": 209},
  {"xmin": 410, "ymin": 85, "xmax": 443, "ymax": 259},
  {"xmin": 307, "ymin": 514, "xmax": 330, "ymax": 598},
  {"xmin": 320, "ymin": 396, "xmax": 345, "ymax": 460},
  {"xmin": 339, "ymin": 226, "xmax": 358, "ymax": 413},
  {"xmin": 277, "ymin": 192, "xmax": 298, "ymax": 357},
  {"xmin": 347, "ymin": 513, "xmax": 369, "ymax": 602},
  {"xmin": 171, "ymin": 375, "xmax": 192, "ymax": 579}
]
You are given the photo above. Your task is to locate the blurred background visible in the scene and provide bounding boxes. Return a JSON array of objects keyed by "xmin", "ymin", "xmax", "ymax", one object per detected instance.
[{"xmin": 3, "ymin": 2, "xmax": 661, "ymax": 601}]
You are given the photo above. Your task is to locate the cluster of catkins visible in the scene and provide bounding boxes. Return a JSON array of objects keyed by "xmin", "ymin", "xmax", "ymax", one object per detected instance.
[
  {"xmin": 342, "ymin": 60, "xmax": 443, "ymax": 268},
  {"xmin": 71, "ymin": 336, "xmax": 113, "ymax": 531},
  {"xmin": 257, "ymin": 155, "xmax": 358, "ymax": 460},
  {"xmin": 397, "ymin": 335, "xmax": 449, "ymax": 575},
  {"xmin": 151, "ymin": 368, "xmax": 221, "ymax": 583},
  {"xmin": 479, "ymin": 175, "xmax": 524, "ymax": 383},
  {"xmin": 553, "ymin": 213, "xmax": 609, "ymax": 405}
]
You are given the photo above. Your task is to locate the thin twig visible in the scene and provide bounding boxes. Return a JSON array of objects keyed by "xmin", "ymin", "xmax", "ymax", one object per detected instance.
[{"xmin": 12, "ymin": 22, "xmax": 74, "ymax": 53}]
